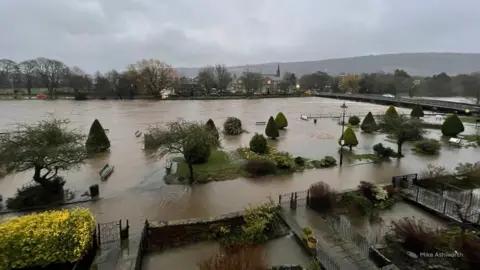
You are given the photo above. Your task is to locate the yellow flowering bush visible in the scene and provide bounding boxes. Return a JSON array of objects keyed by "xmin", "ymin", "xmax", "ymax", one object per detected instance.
[{"xmin": 0, "ymin": 208, "xmax": 95, "ymax": 269}]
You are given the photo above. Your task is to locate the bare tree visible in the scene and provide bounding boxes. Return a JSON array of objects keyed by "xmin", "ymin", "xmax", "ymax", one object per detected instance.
[
  {"xmin": 197, "ymin": 66, "xmax": 216, "ymax": 95},
  {"xmin": 127, "ymin": 59, "xmax": 177, "ymax": 98},
  {"xmin": 215, "ymin": 65, "xmax": 232, "ymax": 93},
  {"xmin": 34, "ymin": 57, "xmax": 68, "ymax": 97},
  {"xmin": 240, "ymin": 70, "xmax": 264, "ymax": 95},
  {"xmin": 18, "ymin": 59, "xmax": 38, "ymax": 97},
  {"xmin": 65, "ymin": 66, "xmax": 90, "ymax": 94},
  {"xmin": 0, "ymin": 59, "xmax": 18, "ymax": 89}
]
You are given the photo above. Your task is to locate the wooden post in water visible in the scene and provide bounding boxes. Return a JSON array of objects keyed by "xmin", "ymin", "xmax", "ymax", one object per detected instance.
[{"xmin": 278, "ymin": 194, "xmax": 282, "ymax": 205}]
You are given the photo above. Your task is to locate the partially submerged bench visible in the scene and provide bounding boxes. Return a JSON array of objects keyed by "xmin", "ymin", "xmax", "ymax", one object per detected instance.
[
  {"xmin": 99, "ymin": 164, "xmax": 114, "ymax": 180},
  {"xmin": 135, "ymin": 131, "xmax": 142, "ymax": 137},
  {"xmin": 300, "ymin": 114, "xmax": 308, "ymax": 121},
  {"xmin": 255, "ymin": 121, "xmax": 266, "ymax": 125},
  {"xmin": 448, "ymin": 137, "xmax": 462, "ymax": 145}
]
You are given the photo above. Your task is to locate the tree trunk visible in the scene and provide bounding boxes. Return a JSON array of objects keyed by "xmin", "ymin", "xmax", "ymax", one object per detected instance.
[
  {"xmin": 188, "ymin": 163, "xmax": 195, "ymax": 185},
  {"xmin": 32, "ymin": 165, "xmax": 48, "ymax": 186},
  {"xmin": 27, "ymin": 87, "xmax": 32, "ymax": 99},
  {"xmin": 397, "ymin": 142, "xmax": 403, "ymax": 157},
  {"xmin": 349, "ymin": 145, "xmax": 352, "ymax": 151}
]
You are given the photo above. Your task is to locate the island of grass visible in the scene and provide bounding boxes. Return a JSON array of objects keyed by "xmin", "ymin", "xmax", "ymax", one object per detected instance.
[{"xmin": 171, "ymin": 150, "xmax": 244, "ymax": 183}]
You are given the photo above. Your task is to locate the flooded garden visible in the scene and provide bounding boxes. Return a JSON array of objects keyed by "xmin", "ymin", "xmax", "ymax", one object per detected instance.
[{"xmin": 1, "ymin": 97, "xmax": 480, "ymax": 269}]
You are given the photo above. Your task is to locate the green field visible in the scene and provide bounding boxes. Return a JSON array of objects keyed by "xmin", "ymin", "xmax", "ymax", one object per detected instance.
[{"xmin": 0, "ymin": 88, "xmax": 48, "ymax": 95}]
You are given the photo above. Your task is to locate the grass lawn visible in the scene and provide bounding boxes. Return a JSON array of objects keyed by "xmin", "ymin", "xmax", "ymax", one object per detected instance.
[
  {"xmin": 352, "ymin": 153, "xmax": 377, "ymax": 162},
  {"xmin": 173, "ymin": 150, "xmax": 244, "ymax": 183},
  {"xmin": 459, "ymin": 134, "xmax": 480, "ymax": 143}
]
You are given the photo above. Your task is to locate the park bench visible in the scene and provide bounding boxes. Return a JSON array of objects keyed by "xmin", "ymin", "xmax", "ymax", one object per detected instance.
[
  {"xmin": 135, "ymin": 131, "xmax": 142, "ymax": 137},
  {"xmin": 255, "ymin": 121, "xmax": 266, "ymax": 125},
  {"xmin": 448, "ymin": 137, "xmax": 462, "ymax": 145},
  {"xmin": 300, "ymin": 114, "xmax": 308, "ymax": 121},
  {"xmin": 99, "ymin": 164, "xmax": 114, "ymax": 180}
]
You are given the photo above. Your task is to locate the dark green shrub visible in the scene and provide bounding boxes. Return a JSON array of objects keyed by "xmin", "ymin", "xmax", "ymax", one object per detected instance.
[
  {"xmin": 274, "ymin": 112, "xmax": 288, "ymax": 129},
  {"xmin": 348, "ymin": 115, "xmax": 361, "ymax": 126},
  {"xmin": 338, "ymin": 126, "xmax": 358, "ymax": 150},
  {"xmin": 244, "ymin": 160, "xmax": 277, "ymax": 176},
  {"xmin": 294, "ymin": 156, "xmax": 305, "ymax": 166},
  {"xmin": 85, "ymin": 119, "xmax": 111, "ymax": 152},
  {"xmin": 249, "ymin": 133, "xmax": 268, "ymax": 154},
  {"xmin": 74, "ymin": 92, "xmax": 88, "ymax": 100},
  {"xmin": 410, "ymin": 104, "xmax": 424, "ymax": 118},
  {"xmin": 354, "ymin": 195, "xmax": 374, "ymax": 216},
  {"xmin": 319, "ymin": 156, "xmax": 337, "ymax": 167},
  {"xmin": 6, "ymin": 176, "xmax": 66, "ymax": 209},
  {"xmin": 307, "ymin": 182, "xmax": 337, "ymax": 214},
  {"xmin": 385, "ymin": 106, "xmax": 399, "ymax": 118},
  {"xmin": 441, "ymin": 114, "xmax": 464, "ymax": 137},
  {"xmin": 206, "ymin": 118, "xmax": 220, "ymax": 141},
  {"xmin": 272, "ymin": 152, "xmax": 295, "ymax": 170},
  {"xmin": 265, "ymin": 116, "xmax": 279, "ymax": 139},
  {"xmin": 223, "ymin": 117, "xmax": 243, "ymax": 135},
  {"xmin": 413, "ymin": 139, "xmax": 441, "ymax": 155},
  {"xmin": 390, "ymin": 217, "xmax": 439, "ymax": 254},
  {"xmin": 184, "ymin": 143, "xmax": 211, "ymax": 164},
  {"xmin": 373, "ymin": 143, "xmax": 395, "ymax": 159},
  {"xmin": 360, "ymin": 112, "xmax": 378, "ymax": 133}
]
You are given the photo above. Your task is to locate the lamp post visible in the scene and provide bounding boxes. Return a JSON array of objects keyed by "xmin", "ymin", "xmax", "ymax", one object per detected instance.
[{"xmin": 339, "ymin": 102, "xmax": 348, "ymax": 167}]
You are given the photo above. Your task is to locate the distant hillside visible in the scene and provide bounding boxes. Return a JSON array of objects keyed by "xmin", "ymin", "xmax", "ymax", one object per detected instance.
[{"xmin": 176, "ymin": 53, "xmax": 480, "ymax": 78}]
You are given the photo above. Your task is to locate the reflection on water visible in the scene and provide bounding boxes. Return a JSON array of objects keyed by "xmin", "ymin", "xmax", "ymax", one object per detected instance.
[
  {"xmin": 0, "ymin": 98, "xmax": 479, "ymax": 226},
  {"xmin": 142, "ymin": 235, "xmax": 311, "ymax": 270}
]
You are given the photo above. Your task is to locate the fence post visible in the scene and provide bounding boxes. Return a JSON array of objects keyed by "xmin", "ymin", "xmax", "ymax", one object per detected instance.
[
  {"xmin": 97, "ymin": 223, "xmax": 101, "ymax": 247},
  {"xmin": 279, "ymin": 194, "xmax": 281, "ymax": 205},
  {"xmin": 443, "ymin": 199, "xmax": 447, "ymax": 214},
  {"xmin": 416, "ymin": 187, "xmax": 420, "ymax": 201}
]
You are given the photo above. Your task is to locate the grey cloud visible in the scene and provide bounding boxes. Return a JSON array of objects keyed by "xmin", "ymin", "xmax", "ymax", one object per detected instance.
[{"xmin": 1, "ymin": 0, "xmax": 480, "ymax": 73}]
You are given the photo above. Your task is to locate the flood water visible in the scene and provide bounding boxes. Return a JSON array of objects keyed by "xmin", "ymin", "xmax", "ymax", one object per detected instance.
[{"xmin": 0, "ymin": 97, "xmax": 478, "ymax": 226}]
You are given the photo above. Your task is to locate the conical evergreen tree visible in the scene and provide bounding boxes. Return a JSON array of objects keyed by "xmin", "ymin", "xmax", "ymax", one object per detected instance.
[
  {"xmin": 86, "ymin": 119, "xmax": 110, "ymax": 152},
  {"xmin": 338, "ymin": 126, "xmax": 358, "ymax": 151},
  {"xmin": 441, "ymin": 114, "xmax": 465, "ymax": 137},
  {"xmin": 265, "ymin": 116, "xmax": 279, "ymax": 139},
  {"xmin": 205, "ymin": 118, "xmax": 220, "ymax": 141},
  {"xmin": 274, "ymin": 112, "xmax": 288, "ymax": 129},
  {"xmin": 360, "ymin": 112, "xmax": 378, "ymax": 133},
  {"xmin": 385, "ymin": 106, "xmax": 399, "ymax": 118},
  {"xmin": 410, "ymin": 104, "xmax": 425, "ymax": 118}
]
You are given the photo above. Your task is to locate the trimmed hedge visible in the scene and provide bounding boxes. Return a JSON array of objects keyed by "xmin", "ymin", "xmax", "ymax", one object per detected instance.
[
  {"xmin": 205, "ymin": 118, "xmax": 220, "ymax": 141},
  {"xmin": 410, "ymin": 104, "xmax": 424, "ymax": 118},
  {"xmin": 441, "ymin": 114, "xmax": 465, "ymax": 137},
  {"xmin": 0, "ymin": 208, "xmax": 95, "ymax": 269},
  {"xmin": 338, "ymin": 126, "xmax": 358, "ymax": 150},
  {"xmin": 274, "ymin": 112, "xmax": 288, "ymax": 129},
  {"xmin": 360, "ymin": 112, "xmax": 378, "ymax": 133},
  {"xmin": 385, "ymin": 106, "xmax": 399, "ymax": 118},
  {"xmin": 265, "ymin": 116, "xmax": 279, "ymax": 139},
  {"xmin": 250, "ymin": 133, "xmax": 268, "ymax": 154},
  {"xmin": 85, "ymin": 119, "xmax": 110, "ymax": 152}
]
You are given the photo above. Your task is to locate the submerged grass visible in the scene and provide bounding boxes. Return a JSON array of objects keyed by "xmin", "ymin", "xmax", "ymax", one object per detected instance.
[{"xmin": 173, "ymin": 150, "xmax": 244, "ymax": 182}]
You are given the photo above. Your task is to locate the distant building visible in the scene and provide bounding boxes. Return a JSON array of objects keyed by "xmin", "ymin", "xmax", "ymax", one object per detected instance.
[{"xmin": 262, "ymin": 64, "xmax": 282, "ymax": 94}]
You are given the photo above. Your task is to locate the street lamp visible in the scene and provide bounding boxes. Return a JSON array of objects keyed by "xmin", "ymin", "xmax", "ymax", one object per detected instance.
[{"xmin": 339, "ymin": 102, "xmax": 348, "ymax": 167}]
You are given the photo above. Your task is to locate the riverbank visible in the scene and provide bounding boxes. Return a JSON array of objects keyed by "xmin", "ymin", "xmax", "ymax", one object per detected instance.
[{"xmin": 0, "ymin": 93, "xmax": 311, "ymax": 101}]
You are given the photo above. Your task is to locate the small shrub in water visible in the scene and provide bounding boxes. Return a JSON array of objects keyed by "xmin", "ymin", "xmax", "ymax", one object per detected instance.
[
  {"xmin": 410, "ymin": 104, "xmax": 425, "ymax": 118},
  {"xmin": 223, "ymin": 117, "xmax": 243, "ymax": 135},
  {"xmin": 85, "ymin": 119, "xmax": 111, "ymax": 152},
  {"xmin": 413, "ymin": 139, "xmax": 441, "ymax": 155},
  {"xmin": 348, "ymin": 115, "xmax": 361, "ymax": 126},
  {"xmin": 308, "ymin": 182, "xmax": 337, "ymax": 214},
  {"xmin": 358, "ymin": 181, "xmax": 376, "ymax": 201},
  {"xmin": 274, "ymin": 112, "xmax": 288, "ymax": 129},
  {"xmin": 360, "ymin": 112, "xmax": 378, "ymax": 133},
  {"xmin": 373, "ymin": 143, "xmax": 395, "ymax": 159},
  {"xmin": 441, "ymin": 114, "xmax": 464, "ymax": 137},
  {"xmin": 294, "ymin": 156, "xmax": 305, "ymax": 166},
  {"xmin": 265, "ymin": 116, "xmax": 279, "ymax": 139},
  {"xmin": 249, "ymin": 133, "xmax": 268, "ymax": 154},
  {"xmin": 6, "ymin": 176, "xmax": 66, "ymax": 210},
  {"xmin": 319, "ymin": 156, "xmax": 337, "ymax": 167}
]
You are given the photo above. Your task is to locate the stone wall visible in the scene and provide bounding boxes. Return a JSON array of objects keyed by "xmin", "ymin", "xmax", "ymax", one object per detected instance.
[
  {"xmin": 146, "ymin": 211, "xmax": 245, "ymax": 251},
  {"xmin": 270, "ymin": 265, "xmax": 304, "ymax": 270}
]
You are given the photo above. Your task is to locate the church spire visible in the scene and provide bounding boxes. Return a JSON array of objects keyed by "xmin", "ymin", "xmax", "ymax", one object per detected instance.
[{"xmin": 276, "ymin": 64, "xmax": 280, "ymax": 77}]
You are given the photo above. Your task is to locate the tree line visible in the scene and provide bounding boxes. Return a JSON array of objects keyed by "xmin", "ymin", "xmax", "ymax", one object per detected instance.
[{"xmin": 1, "ymin": 57, "xmax": 480, "ymax": 102}]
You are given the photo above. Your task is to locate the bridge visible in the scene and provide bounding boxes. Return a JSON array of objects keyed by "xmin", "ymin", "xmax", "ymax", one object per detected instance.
[{"xmin": 315, "ymin": 92, "xmax": 480, "ymax": 115}]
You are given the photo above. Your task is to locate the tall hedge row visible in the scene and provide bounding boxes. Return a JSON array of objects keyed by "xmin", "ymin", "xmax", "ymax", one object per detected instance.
[{"xmin": 0, "ymin": 208, "xmax": 95, "ymax": 269}]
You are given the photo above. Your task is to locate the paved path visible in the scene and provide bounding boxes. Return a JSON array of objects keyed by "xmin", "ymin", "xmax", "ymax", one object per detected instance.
[{"xmin": 92, "ymin": 234, "xmax": 142, "ymax": 270}]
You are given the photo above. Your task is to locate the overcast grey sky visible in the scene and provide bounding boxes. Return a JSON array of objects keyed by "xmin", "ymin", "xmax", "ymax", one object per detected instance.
[{"xmin": 0, "ymin": 0, "xmax": 478, "ymax": 72}]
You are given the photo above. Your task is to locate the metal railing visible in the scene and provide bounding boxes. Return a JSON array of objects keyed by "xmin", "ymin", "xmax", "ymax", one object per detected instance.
[
  {"xmin": 134, "ymin": 220, "xmax": 149, "ymax": 270},
  {"xmin": 315, "ymin": 92, "xmax": 479, "ymax": 111}
]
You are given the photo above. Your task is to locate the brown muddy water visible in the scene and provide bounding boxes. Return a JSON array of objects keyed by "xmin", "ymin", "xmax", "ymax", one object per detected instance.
[{"xmin": 0, "ymin": 98, "xmax": 478, "ymax": 267}]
